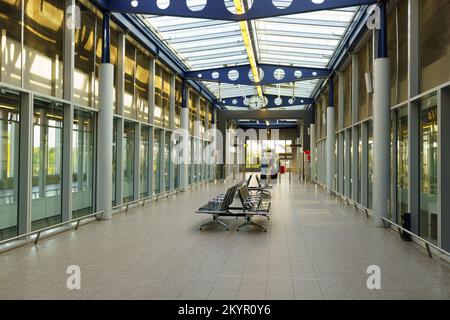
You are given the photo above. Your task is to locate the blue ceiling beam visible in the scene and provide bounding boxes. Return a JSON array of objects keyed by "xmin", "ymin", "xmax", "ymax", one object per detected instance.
[
  {"xmin": 106, "ymin": 0, "xmax": 377, "ymax": 21},
  {"xmin": 186, "ymin": 64, "xmax": 329, "ymax": 86},
  {"xmin": 217, "ymin": 95, "xmax": 312, "ymax": 109}
]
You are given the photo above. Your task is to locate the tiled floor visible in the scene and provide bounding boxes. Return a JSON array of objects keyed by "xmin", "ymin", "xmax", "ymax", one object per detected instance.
[{"xmin": 1, "ymin": 177, "xmax": 450, "ymax": 300}]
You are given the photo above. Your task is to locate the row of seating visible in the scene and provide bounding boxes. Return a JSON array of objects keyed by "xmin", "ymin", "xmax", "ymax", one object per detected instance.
[{"xmin": 197, "ymin": 175, "xmax": 272, "ymax": 232}]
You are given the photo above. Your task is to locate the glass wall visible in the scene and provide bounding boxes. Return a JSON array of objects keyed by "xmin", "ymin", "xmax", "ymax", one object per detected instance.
[
  {"xmin": 24, "ymin": 0, "xmax": 64, "ymax": 98},
  {"xmin": 164, "ymin": 131, "xmax": 170, "ymax": 191},
  {"xmin": 419, "ymin": 0, "xmax": 450, "ymax": 93},
  {"xmin": 154, "ymin": 64, "xmax": 162, "ymax": 126},
  {"xmin": 74, "ymin": 1, "xmax": 96, "ymax": 107},
  {"xmin": 419, "ymin": 95, "xmax": 438, "ymax": 243},
  {"xmin": 0, "ymin": 90, "xmax": 20, "ymax": 240},
  {"xmin": 72, "ymin": 109, "xmax": 94, "ymax": 218},
  {"xmin": 124, "ymin": 39, "xmax": 136, "ymax": 119},
  {"xmin": 112, "ymin": 119, "xmax": 117, "ymax": 206},
  {"xmin": 153, "ymin": 129, "xmax": 161, "ymax": 194},
  {"xmin": 32, "ymin": 99, "xmax": 64, "ymax": 231},
  {"xmin": 136, "ymin": 49, "xmax": 150, "ymax": 123},
  {"xmin": 0, "ymin": 0, "xmax": 22, "ymax": 87},
  {"xmin": 140, "ymin": 126, "xmax": 149, "ymax": 198},
  {"xmin": 175, "ymin": 79, "xmax": 182, "ymax": 129},
  {"xmin": 162, "ymin": 71, "xmax": 170, "ymax": 128},
  {"xmin": 123, "ymin": 122, "xmax": 135, "ymax": 203},
  {"xmin": 367, "ymin": 121, "xmax": 374, "ymax": 210},
  {"xmin": 396, "ymin": 106, "xmax": 408, "ymax": 224}
]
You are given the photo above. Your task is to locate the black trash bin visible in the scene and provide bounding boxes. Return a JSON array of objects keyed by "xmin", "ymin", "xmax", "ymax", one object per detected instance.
[{"xmin": 400, "ymin": 213, "xmax": 412, "ymax": 241}]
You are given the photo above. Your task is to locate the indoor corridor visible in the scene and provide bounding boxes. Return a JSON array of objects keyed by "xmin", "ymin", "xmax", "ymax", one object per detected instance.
[{"xmin": 1, "ymin": 177, "xmax": 449, "ymax": 300}]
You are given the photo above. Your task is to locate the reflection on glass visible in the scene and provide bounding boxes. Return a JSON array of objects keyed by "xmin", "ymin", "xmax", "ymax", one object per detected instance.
[
  {"xmin": 123, "ymin": 122, "xmax": 135, "ymax": 203},
  {"xmin": 140, "ymin": 127, "xmax": 149, "ymax": 198},
  {"xmin": 153, "ymin": 129, "xmax": 161, "ymax": 194},
  {"xmin": 32, "ymin": 99, "xmax": 63, "ymax": 231},
  {"xmin": 357, "ymin": 126, "xmax": 362, "ymax": 203},
  {"xmin": 136, "ymin": 48, "xmax": 149, "ymax": 123},
  {"xmin": 419, "ymin": 95, "xmax": 438, "ymax": 243},
  {"xmin": 164, "ymin": 132, "xmax": 170, "ymax": 191},
  {"xmin": 0, "ymin": 0, "xmax": 22, "ymax": 86},
  {"xmin": 0, "ymin": 90, "xmax": 20, "ymax": 240},
  {"xmin": 154, "ymin": 65, "xmax": 162, "ymax": 126},
  {"xmin": 74, "ymin": 2, "xmax": 96, "ymax": 107},
  {"xmin": 112, "ymin": 119, "xmax": 117, "ymax": 206},
  {"xmin": 24, "ymin": 0, "xmax": 64, "ymax": 98},
  {"xmin": 124, "ymin": 40, "xmax": 136, "ymax": 119},
  {"xmin": 396, "ymin": 106, "xmax": 408, "ymax": 224},
  {"xmin": 72, "ymin": 110, "xmax": 94, "ymax": 218},
  {"xmin": 367, "ymin": 121, "xmax": 374, "ymax": 210}
]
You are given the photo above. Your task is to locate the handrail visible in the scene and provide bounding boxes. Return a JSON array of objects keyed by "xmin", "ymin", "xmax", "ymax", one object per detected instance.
[
  {"xmin": 0, "ymin": 210, "xmax": 104, "ymax": 247},
  {"xmin": 314, "ymin": 181, "xmax": 450, "ymax": 260},
  {"xmin": 0, "ymin": 179, "xmax": 213, "ymax": 251}
]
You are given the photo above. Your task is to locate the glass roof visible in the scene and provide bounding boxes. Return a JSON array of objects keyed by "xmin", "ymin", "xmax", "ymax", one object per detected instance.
[{"xmin": 139, "ymin": 4, "xmax": 358, "ymax": 110}]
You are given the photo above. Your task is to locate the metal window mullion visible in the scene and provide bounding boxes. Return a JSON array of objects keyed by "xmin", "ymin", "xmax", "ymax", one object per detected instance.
[
  {"xmin": 62, "ymin": 103, "xmax": 73, "ymax": 222},
  {"xmin": 18, "ymin": 92, "xmax": 33, "ymax": 235}
]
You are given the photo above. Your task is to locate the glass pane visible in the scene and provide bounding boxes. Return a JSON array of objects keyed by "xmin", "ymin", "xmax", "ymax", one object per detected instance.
[
  {"xmin": 140, "ymin": 126, "xmax": 149, "ymax": 198},
  {"xmin": 367, "ymin": 121, "xmax": 374, "ymax": 210},
  {"xmin": 162, "ymin": 71, "xmax": 170, "ymax": 128},
  {"xmin": 72, "ymin": 109, "xmax": 94, "ymax": 218},
  {"xmin": 24, "ymin": 0, "xmax": 64, "ymax": 98},
  {"xmin": 419, "ymin": 95, "xmax": 438, "ymax": 243},
  {"xmin": 136, "ymin": 49, "xmax": 149, "ymax": 123},
  {"xmin": 0, "ymin": 90, "xmax": 20, "ymax": 240},
  {"xmin": 32, "ymin": 99, "xmax": 63, "ymax": 231},
  {"xmin": 154, "ymin": 65, "xmax": 162, "ymax": 126},
  {"xmin": 153, "ymin": 129, "xmax": 161, "ymax": 194},
  {"xmin": 0, "ymin": 0, "xmax": 22, "ymax": 86},
  {"xmin": 112, "ymin": 119, "xmax": 117, "ymax": 206},
  {"xmin": 396, "ymin": 106, "xmax": 408, "ymax": 224},
  {"xmin": 123, "ymin": 122, "xmax": 135, "ymax": 203},
  {"xmin": 74, "ymin": 2, "xmax": 96, "ymax": 107},
  {"xmin": 164, "ymin": 132, "xmax": 170, "ymax": 190},
  {"xmin": 124, "ymin": 40, "xmax": 136, "ymax": 119}
]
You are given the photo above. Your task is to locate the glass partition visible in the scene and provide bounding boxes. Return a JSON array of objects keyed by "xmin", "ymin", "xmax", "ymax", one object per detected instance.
[
  {"xmin": 153, "ymin": 129, "xmax": 161, "ymax": 194},
  {"xmin": 164, "ymin": 131, "xmax": 170, "ymax": 191},
  {"xmin": 112, "ymin": 118, "xmax": 117, "ymax": 206},
  {"xmin": 72, "ymin": 109, "xmax": 94, "ymax": 218},
  {"xmin": 24, "ymin": 0, "xmax": 64, "ymax": 98},
  {"xmin": 140, "ymin": 126, "xmax": 149, "ymax": 198},
  {"xmin": 124, "ymin": 40, "xmax": 136, "ymax": 119},
  {"xmin": 0, "ymin": 0, "xmax": 22, "ymax": 87},
  {"xmin": 136, "ymin": 48, "xmax": 149, "ymax": 123},
  {"xmin": 32, "ymin": 99, "xmax": 64, "ymax": 231},
  {"xmin": 154, "ymin": 65, "xmax": 162, "ymax": 126},
  {"xmin": 367, "ymin": 121, "xmax": 374, "ymax": 210},
  {"xmin": 162, "ymin": 71, "xmax": 170, "ymax": 128},
  {"xmin": 419, "ymin": 95, "xmax": 438, "ymax": 243},
  {"xmin": 396, "ymin": 106, "xmax": 408, "ymax": 224},
  {"xmin": 123, "ymin": 122, "xmax": 135, "ymax": 203},
  {"xmin": 0, "ymin": 90, "xmax": 20, "ymax": 240},
  {"xmin": 74, "ymin": 2, "xmax": 96, "ymax": 107}
]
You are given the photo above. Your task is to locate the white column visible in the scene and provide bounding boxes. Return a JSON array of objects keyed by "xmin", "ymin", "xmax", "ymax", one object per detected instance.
[
  {"xmin": 326, "ymin": 107, "xmax": 335, "ymax": 193},
  {"xmin": 373, "ymin": 58, "xmax": 391, "ymax": 226},
  {"xmin": 310, "ymin": 123, "xmax": 316, "ymax": 182},
  {"xmin": 97, "ymin": 64, "xmax": 114, "ymax": 220}
]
